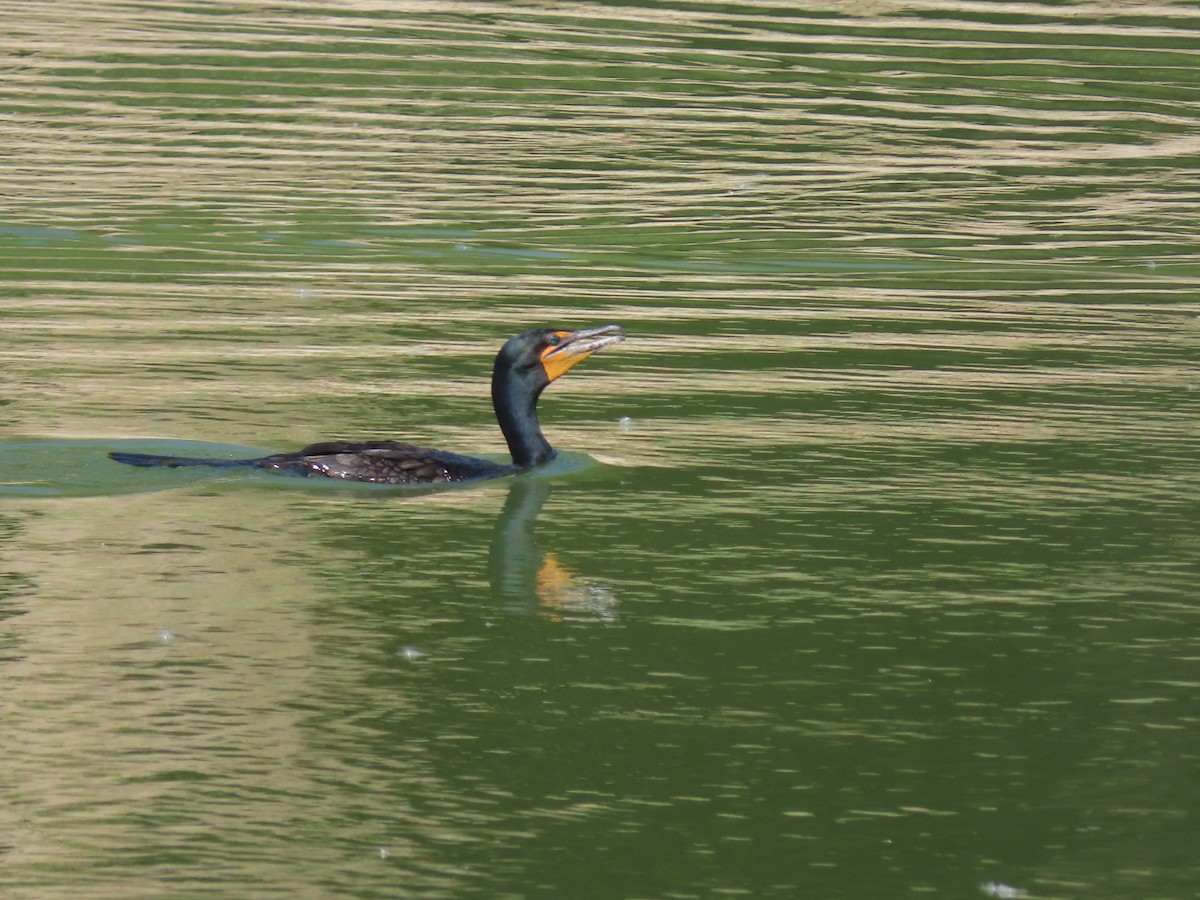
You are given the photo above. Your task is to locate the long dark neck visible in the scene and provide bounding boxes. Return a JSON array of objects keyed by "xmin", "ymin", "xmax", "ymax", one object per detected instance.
[{"xmin": 492, "ymin": 361, "xmax": 554, "ymax": 469}]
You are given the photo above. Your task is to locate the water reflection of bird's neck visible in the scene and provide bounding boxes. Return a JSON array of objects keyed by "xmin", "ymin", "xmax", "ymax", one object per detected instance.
[{"xmin": 488, "ymin": 475, "xmax": 552, "ymax": 606}]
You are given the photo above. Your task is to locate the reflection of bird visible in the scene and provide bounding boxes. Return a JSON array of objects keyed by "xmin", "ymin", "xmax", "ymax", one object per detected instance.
[
  {"xmin": 109, "ymin": 325, "xmax": 625, "ymax": 485},
  {"xmin": 489, "ymin": 475, "xmax": 619, "ymax": 622}
]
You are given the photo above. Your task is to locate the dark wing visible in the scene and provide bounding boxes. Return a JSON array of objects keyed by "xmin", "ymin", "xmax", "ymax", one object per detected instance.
[{"xmin": 258, "ymin": 441, "xmax": 508, "ymax": 485}]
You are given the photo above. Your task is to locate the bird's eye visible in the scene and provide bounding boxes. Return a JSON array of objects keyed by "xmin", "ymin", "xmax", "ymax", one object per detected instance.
[{"xmin": 546, "ymin": 334, "xmax": 561, "ymax": 347}]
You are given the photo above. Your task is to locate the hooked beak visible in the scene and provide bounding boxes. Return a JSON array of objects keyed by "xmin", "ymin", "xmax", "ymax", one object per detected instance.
[{"xmin": 541, "ymin": 324, "xmax": 625, "ymax": 382}]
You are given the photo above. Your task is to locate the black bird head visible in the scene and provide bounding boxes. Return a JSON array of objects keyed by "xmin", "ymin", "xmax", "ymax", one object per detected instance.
[
  {"xmin": 492, "ymin": 325, "xmax": 625, "ymax": 468},
  {"xmin": 495, "ymin": 324, "xmax": 626, "ymax": 386}
]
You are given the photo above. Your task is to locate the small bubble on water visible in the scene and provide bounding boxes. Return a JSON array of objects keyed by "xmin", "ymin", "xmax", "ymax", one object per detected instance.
[
  {"xmin": 159, "ymin": 630, "xmax": 176, "ymax": 643},
  {"xmin": 378, "ymin": 847, "xmax": 390, "ymax": 860},
  {"xmin": 398, "ymin": 646, "xmax": 426, "ymax": 661},
  {"xmin": 618, "ymin": 416, "xmax": 634, "ymax": 432}
]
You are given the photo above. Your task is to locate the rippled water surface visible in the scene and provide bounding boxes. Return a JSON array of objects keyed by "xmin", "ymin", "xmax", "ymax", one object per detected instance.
[{"xmin": 2, "ymin": 2, "xmax": 1198, "ymax": 897}]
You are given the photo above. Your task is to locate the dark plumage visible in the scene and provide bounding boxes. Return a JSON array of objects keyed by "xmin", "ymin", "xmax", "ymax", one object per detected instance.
[{"xmin": 109, "ymin": 325, "xmax": 624, "ymax": 485}]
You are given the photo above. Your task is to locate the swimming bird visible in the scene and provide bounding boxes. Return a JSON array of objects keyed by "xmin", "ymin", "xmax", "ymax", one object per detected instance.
[{"xmin": 109, "ymin": 325, "xmax": 625, "ymax": 484}]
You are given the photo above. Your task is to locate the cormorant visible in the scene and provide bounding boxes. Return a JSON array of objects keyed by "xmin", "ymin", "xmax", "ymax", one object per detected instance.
[{"xmin": 108, "ymin": 324, "xmax": 624, "ymax": 484}]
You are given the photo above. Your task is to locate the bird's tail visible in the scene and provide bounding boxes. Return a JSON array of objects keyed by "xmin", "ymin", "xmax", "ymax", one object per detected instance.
[{"xmin": 108, "ymin": 451, "xmax": 258, "ymax": 469}]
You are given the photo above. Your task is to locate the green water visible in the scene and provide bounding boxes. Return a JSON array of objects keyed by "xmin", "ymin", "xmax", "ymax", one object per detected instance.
[{"xmin": 2, "ymin": 3, "xmax": 1199, "ymax": 898}]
